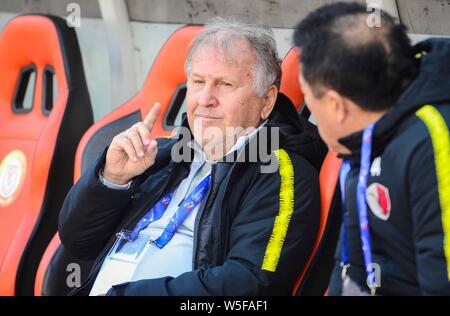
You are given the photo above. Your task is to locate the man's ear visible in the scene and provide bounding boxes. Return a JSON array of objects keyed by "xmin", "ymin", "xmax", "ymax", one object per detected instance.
[
  {"xmin": 326, "ymin": 90, "xmax": 347, "ymax": 124},
  {"xmin": 261, "ymin": 85, "xmax": 278, "ymax": 120}
]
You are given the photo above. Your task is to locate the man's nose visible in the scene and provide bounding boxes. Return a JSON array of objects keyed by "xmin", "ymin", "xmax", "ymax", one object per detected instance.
[{"xmin": 198, "ymin": 85, "xmax": 218, "ymax": 107}]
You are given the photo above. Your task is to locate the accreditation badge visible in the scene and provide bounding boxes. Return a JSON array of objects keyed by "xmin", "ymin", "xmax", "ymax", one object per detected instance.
[
  {"xmin": 342, "ymin": 276, "xmax": 372, "ymax": 296},
  {"xmin": 89, "ymin": 230, "xmax": 150, "ymax": 296}
]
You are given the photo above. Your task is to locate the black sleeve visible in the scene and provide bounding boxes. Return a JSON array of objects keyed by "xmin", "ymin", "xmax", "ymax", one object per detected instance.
[
  {"xmin": 106, "ymin": 151, "xmax": 320, "ymax": 295},
  {"xmin": 58, "ymin": 149, "xmax": 137, "ymax": 260}
]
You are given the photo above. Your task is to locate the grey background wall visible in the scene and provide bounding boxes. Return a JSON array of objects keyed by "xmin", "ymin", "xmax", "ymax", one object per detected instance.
[{"xmin": 1, "ymin": 0, "xmax": 449, "ymax": 121}]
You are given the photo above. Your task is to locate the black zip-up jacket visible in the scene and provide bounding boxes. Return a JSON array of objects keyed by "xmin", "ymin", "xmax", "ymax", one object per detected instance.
[
  {"xmin": 329, "ymin": 39, "xmax": 450, "ymax": 295},
  {"xmin": 59, "ymin": 93, "xmax": 327, "ymax": 296}
]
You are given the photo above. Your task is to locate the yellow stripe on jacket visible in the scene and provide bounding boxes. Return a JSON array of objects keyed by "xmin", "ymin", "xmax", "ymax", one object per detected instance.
[
  {"xmin": 262, "ymin": 149, "xmax": 295, "ymax": 272},
  {"xmin": 416, "ymin": 105, "xmax": 450, "ymax": 280}
]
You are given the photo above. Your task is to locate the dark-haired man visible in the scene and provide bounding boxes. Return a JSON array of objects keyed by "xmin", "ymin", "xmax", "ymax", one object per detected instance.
[{"xmin": 294, "ymin": 2, "xmax": 450, "ymax": 295}]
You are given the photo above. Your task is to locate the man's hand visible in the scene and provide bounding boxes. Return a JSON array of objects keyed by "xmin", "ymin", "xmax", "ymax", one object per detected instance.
[{"xmin": 103, "ymin": 103, "xmax": 162, "ymax": 185}]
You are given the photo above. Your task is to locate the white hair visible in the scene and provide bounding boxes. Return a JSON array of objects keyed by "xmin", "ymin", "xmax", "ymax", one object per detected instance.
[{"xmin": 185, "ymin": 17, "xmax": 281, "ymax": 97}]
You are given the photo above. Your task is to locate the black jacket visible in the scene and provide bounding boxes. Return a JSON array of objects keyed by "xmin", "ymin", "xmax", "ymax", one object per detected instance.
[
  {"xmin": 59, "ymin": 93, "xmax": 327, "ymax": 296},
  {"xmin": 329, "ymin": 38, "xmax": 450, "ymax": 295}
]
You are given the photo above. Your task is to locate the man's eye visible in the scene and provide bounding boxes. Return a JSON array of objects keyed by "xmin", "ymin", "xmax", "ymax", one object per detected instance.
[
  {"xmin": 220, "ymin": 82, "xmax": 232, "ymax": 87},
  {"xmin": 193, "ymin": 80, "xmax": 204, "ymax": 85}
]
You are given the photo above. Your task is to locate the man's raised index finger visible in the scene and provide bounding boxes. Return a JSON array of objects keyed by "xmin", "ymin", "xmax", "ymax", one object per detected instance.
[{"xmin": 143, "ymin": 102, "xmax": 162, "ymax": 131}]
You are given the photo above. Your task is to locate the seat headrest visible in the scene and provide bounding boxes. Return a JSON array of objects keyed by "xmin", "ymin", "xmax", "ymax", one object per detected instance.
[
  {"xmin": 0, "ymin": 14, "xmax": 89, "ymax": 139},
  {"xmin": 138, "ymin": 25, "xmax": 204, "ymax": 138},
  {"xmin": 280, "ymin": 47, "xmax": 304, "ymax": 111}
]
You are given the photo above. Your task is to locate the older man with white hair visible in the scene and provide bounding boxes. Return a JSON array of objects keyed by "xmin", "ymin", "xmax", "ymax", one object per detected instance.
[{"xmin": 59, "ymin": 18, "xmax": 327, "ymax": 296}]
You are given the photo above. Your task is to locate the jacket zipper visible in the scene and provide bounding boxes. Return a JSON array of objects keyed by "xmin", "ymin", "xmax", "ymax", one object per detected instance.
[
  {"xmin": 215, "ymin": 163, "xmax": 238, "ymax": 265},
  {"xmin": 192, "ymin": 163, "xmax": 216, "ymax": 270}
]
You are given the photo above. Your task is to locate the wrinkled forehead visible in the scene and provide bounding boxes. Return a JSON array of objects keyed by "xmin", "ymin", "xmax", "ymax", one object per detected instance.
[{"xmin": 191, "ymin": 34, "xmax": 256, "ymax": 69}]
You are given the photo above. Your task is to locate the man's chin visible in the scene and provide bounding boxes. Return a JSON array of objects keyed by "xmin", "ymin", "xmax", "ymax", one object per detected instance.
[
  {"xmin": 191, "ymin": 132, "xmax": 228, "ymax": 158},
  {"xmin": 193, "ymin": 133, "xmax": 222, "ymax": 149},
  {"xmin": 330, "ymin": 143, "xmax": 352, "ymax": 156}
]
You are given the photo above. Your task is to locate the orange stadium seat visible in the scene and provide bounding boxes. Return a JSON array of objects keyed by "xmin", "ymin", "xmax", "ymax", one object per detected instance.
[
  {"xmin": 280, "ymin": 47, "xmax": 342, "ymax": 296},
  {"xmin": 0, "ymin": 15, "xmax": 93, "ymax": 295},
  {"xmin": 280, "ymin": 47, "xmax": 304, "ymax": 111},
  {"xmin": 291, "ymin": 152, "xmax": 342, "ymax": 295},
  {"xmin": 34, "ymin": 25, "xmax": 204, "ymax": 296}
]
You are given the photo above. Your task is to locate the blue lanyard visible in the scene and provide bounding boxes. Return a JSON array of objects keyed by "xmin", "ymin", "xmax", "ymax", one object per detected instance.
[
  {"xmin": 339, "ymin": 123, "xmax": 376, "ymax": 293},
  {"xmin": 339, "ymin": 160, "xmax": 352, "ymax": 266},
  {"xmin": 129, "ymin": 192, "xmax": 173, "ymax": 241},
  {"xmin": 128, "ymin": 174, "xmax": 211, "ymax": 248}
]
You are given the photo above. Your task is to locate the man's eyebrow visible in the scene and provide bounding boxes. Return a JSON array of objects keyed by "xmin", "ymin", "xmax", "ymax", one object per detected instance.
[
  {"xmin": 218, "ymin": 76, "xmax": 234, "ymax": 82},
  {"xmin": 190, "ymin": 72, "xmax": 204, "ymax": 78},
  {"xmin": 190, "ymin": 73, "xmax": 235, "ymax": 82}
]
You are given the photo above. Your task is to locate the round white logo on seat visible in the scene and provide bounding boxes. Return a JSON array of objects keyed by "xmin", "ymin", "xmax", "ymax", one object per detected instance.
[{"xmin": 0, "ymin": 150, "xmax": 27, "ymax": 207}]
